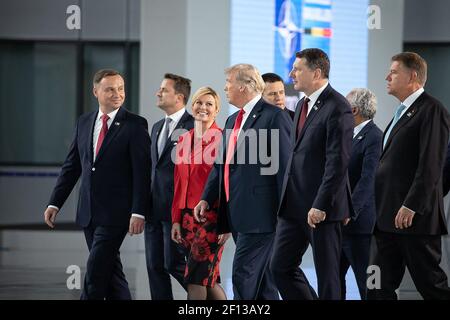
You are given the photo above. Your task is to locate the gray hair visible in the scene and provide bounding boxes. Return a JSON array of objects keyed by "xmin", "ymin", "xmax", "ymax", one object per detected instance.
[
  {"xmin": 225, "ymin": 64, "xmax": 265, "ymax": 94},
  {"xmin": 346, "ymin": 88, "xmax": 377, "ymax": 120}
]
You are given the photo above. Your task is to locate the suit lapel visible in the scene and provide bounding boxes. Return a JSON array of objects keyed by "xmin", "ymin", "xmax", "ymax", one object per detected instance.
[
  {"xmin": 295, "ymin": 84, "xmax": 332, "ymax": 148},
  {"xmin": 87, "ymin": 111, "xmax": 98, "ymax": 164},
  {"xmin": 152, "ymin": 120, "xmax": 164, "ymax": 161},
  {"xmin": 236, "ymin": 99, "xmax": 263, "ymax": 151},
  {"xmin": 382, "ymin": 95, "xmax": 423, "ymax": 156},
  {"xmin": 95, "ymin": 107, "xmax": 126, "ymax": 164},
  {"xmin": 353, "ymin": 120, "xmax": 374, "ymax": 146},
  {"xmin": 158, "ymin": 111, "xmax": 191, "ymax": 161}
]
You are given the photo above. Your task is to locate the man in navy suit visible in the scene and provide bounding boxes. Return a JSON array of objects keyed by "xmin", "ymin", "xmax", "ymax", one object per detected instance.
[
  {"xmin": 271, "ymin": 48, "xmax": 354, "ymax": 300},
  {"xmin": 339, "ymin": 88, "xmax": 382, "ymax": 300},
  {"xmin": 368, "ymin": 52, "xmax": 450, "ymax": 300},
  {"xmin": 195, "ymin": 64, "xmax": 291, "ymax": 299},
  {"xmin": 144, "ymin": 73, "xmax": 194, "ymax": 300},
  {"xmin": 44, "ymin": 69, "xmax": 151, "ymax": 299}
]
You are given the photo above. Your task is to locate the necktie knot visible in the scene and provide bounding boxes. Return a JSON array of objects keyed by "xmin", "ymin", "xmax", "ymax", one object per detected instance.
[
  {"xmin": 237, "ymin": 108, "xmax": 245, "ymax": 119},
  {"xmin": 158, "ymin": 117, "xmax": 172, "ymax": 158},
  {"xmin": 96, "ymin": 115, "xmax": 110, "ymax": 157},
  {"xmin": 383, "ymin": 104, "xmax": 407, "ymax": 149},
  {"xmin": 296, "ymin": 97, "xmax": 310, "ymax": 138},
  {"xmin": 395, "ymin": 104, "xmax": 406, "ymax": 117}
]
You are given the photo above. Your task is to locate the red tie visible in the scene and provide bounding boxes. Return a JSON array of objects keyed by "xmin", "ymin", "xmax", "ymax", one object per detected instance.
[
  {"xmin": 224, "ymin": 109, "xmax": 245, "ymax": 201},
  {"xmin": 96, "ymin": 114, "xmax": 110, "ymax": 156},
  {"xmin": 296, "ymin": 97, "xmax": 310, "ymax": 138}
]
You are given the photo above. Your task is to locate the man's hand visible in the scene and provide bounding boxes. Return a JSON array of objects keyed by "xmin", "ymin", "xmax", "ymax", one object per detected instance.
[
  {"xmin": 307, "ymin": 208, "xmax": 326, "ymax": 228},
  {"xmin": 44, "ymin": 207, "xmax": 59, "ymax": 228},
  {"xmin": 217, "ymin": 232, "xmax": 231, "ymax": 246},
  {"xmin": 395, "ymin": 206, "xmax": 415, "ymax": 229},
  {"xmin": 193, "ymin": 200, "xmax": 209, "ymax": 223},
  {"xmin": 129, "ymin": 216, "xmax": 145, "ymax": 235},
  {"xmin": 171, "ymin": 223, "xmax": 182, "ymax": 244}
]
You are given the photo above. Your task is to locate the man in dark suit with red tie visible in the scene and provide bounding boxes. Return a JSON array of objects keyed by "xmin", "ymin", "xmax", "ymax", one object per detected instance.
[
  {"xmin": 195, "ymin": 64, "xmax": 291, "ymax": 300},
  {"xmin": 367, "ymin": 52, "xmax": 450, "ymax": 300},
  {"xmin": 271, "ymin": 48, "xmax": 354, "ymax": 300},
  {"xmin": 44, "ymin": 69, "xmax": 151, "ymax": 299}
]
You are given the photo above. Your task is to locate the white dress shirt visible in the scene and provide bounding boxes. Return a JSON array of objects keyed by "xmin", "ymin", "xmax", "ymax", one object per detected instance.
[
  {"xmin": 398, "ymin": 87, "xmax": 424, "ymax": 117},
  {"xmin": 157, "ymin": 107, "xmax": 186, "ymax": 150},
  {"xmin": 93, "ymin": 108, "xmax": 120, "ymax": 162},
  {"xmin": 353, "ymin": 119, "xmax": 371, "ymax": 138},
  {"xmin": 304, "ymin": 82, "xmax": 329, "ymax": 116},
  {"xmin": 237, "ymin": 94, "xmax": 261, "ymax": 138}
]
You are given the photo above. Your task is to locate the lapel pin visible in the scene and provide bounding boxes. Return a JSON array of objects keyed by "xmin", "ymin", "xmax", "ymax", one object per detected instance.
[
  {"xmin": 253, "ymin": 114, "xmax": 256, "ymax": 118},
  {"xmin": 115, "ymin": 122, "xmax": 120, "ymax": 126},
  {"xmin": 313, "ymin": 105, "xmax": 318, "ymax": 111},
  {"xmin": 358, "ymin": 136, "xmax": 363, "ymax": 140}
]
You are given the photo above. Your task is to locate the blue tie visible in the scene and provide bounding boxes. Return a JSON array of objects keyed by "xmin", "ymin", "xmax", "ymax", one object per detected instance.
[{"xmin": 383, "ymin": 104, "xmax": 406, "ymax": 148}]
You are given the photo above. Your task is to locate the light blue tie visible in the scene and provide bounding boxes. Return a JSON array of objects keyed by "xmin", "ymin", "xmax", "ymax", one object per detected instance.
[{"xmin": 383, "ymin": 104, "xmax": 406, "ymax": 148}]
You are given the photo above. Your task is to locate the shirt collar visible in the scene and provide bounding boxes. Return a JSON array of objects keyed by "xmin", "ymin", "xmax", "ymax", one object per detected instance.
[
  {"xmin": 353, "ymin": 119, "xmax": 372, "ymax": 138},
  {"xmin": 401, "ymin": 87, "xmax": 424, "ymax": 108},
  {"xmin": 242, "ymin": 94, "xmax": 262, "ymax": 115},
  {"xmin": 306, "ymin": 82, "xmax": 329, "ymax": 108},
  {"xmin": 97, "ymin": 107, "xmax": 120, "ymax": 122},
  {"xmin": 166, "ymin": 107, "xmax": 186, "ymax": 124}
]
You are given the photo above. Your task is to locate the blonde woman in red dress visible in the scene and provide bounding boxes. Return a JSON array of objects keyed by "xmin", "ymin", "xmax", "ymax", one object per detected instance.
[{"xmin": 171, "ymin": 87, "xmax": 231, "ymax": 300}]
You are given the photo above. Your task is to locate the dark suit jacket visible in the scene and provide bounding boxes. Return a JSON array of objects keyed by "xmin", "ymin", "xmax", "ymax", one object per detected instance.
[
  {"xmin": 285, "ymin": 107, "xmax": 295, "ymax": 120},
  {"xmin": 48, "ymin": 107, "xmax": 151, "ymax": 227},
  {"xmin": 278, "ymin": 84, "xmax": 354, "ymax": 222},
  {"xmin": 375, "ymin": 91, "xmax": 449, "ymax": 235},
  {"xmin": 171, "ymin": 122, "xmax": 222, "ymax": 223},
  {"xmin": 150, "ymin": 110, "xmax": 194, "ymax": 222},
  {"xmin": 443, "ymin": 143, "xmax": 450, "ymax": 196},
  {"xmin": 202, "ymin": 98, "xmax": 291, "ymax": 234},
  {"xmin": 345, "ymin": 120, "xmax": 382, "ymax": 234}
]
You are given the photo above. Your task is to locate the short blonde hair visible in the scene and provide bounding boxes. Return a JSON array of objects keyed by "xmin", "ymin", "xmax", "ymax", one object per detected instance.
[
  {"xmin": 225, "ymin": 64, "xmax": 265, "ymax": 94},
  {"xmin": 191, "ymin": 86, "xmax": 221, "ymax": 113}
]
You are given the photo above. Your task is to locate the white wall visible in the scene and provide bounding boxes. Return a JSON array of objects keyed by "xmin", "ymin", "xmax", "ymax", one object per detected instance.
[
  {"xmin": 368, "ymin": 0, "xmax": 405, "ymax": 131},
  {"xmin": 139, "ymin": 0, "xmax": 230, "ymax": 129}
]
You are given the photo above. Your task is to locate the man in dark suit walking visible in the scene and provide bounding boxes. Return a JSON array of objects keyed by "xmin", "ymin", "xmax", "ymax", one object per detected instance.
[
  {"xmin": 340, "ymin": 88, "xmax": 382, "ymax": 300},
  {"xmin": 44, "ymin": 69, "xmax": 151, "ymax": 299},
  {"xmin": 195, "ymin": 64, "xmax": 291, "ymax": 300},
  {"xmin": 144, "ymin": 73, "xmax": 194, "ymax": 300},
  {"xmin": 367, "ymin": 52, "xmax": 450, "ymax": 300},
  {"xmin": 271, "ymin": 48, "xmax": 354, "ymax": 300}
]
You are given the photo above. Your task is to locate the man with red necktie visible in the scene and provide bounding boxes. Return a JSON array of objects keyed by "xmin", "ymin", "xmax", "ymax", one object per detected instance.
[
  {"xmin": 271, "ymin": 48, "xmax": 354, "ymax": 300},
  {"xmin": 44, "ymin": 69, "xmax": 151, "ymax": 299},
  {"xmin": 194, "ymin": 63, "xmax": 291, "ymax": 300}
]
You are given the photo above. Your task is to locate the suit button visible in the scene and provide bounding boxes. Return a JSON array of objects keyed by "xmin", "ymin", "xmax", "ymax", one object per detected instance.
[{"xmin": 92, "ymin": 167, "xmax": 96, "ymax": 172}]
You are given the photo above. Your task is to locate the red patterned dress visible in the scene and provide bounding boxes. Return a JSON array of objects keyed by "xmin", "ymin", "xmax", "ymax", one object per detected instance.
[{"xmin": 172, "ymin": 123, "xmax": 224, "ymax": 287}]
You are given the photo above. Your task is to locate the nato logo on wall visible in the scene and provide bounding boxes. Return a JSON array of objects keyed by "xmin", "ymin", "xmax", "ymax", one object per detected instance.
[{"xmin": 274, "ymin": 0, "xmax": 332, "ymax": 82}]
